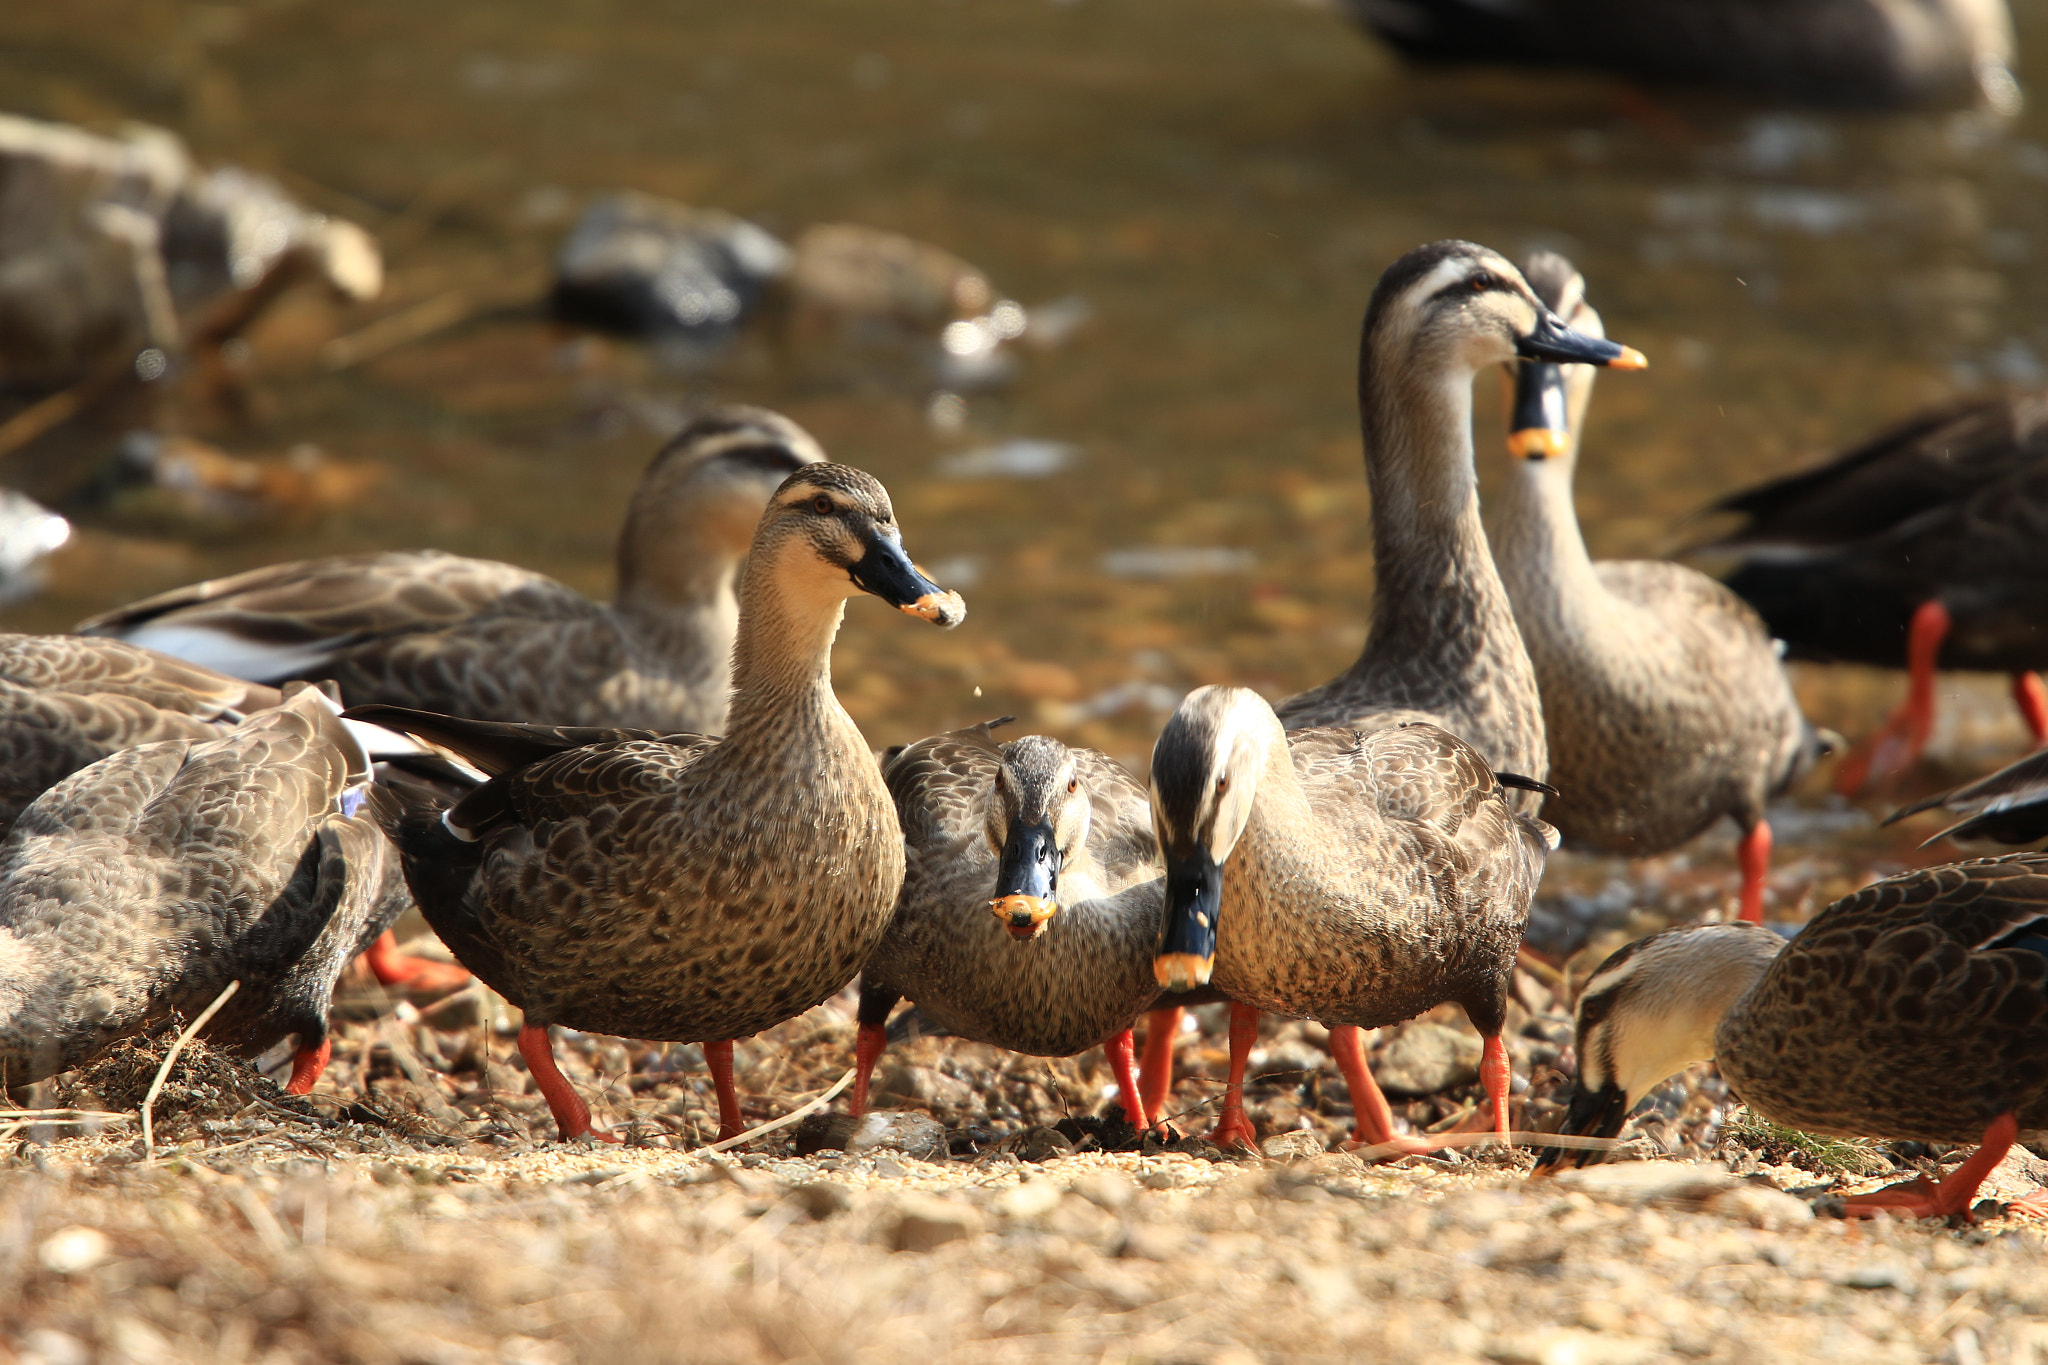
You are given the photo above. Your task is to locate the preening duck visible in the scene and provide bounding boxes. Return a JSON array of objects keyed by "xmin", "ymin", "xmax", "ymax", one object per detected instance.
[
  {"xmin": 356, "ymin": 463, "xmax": 965, "ymax": 1142},
  {"xmin": 1148, "ymin": 240, "xmax": 1636, "ymax": 1148},
  {"xmin": 0, "ymin": 686, "xmax": 403, "ymax": 1094},
  {"xmin": 854, "ymin": 725, "xmax": 1164, "ymax": 1129},
  {"xmin": 0, "ymin": 632, "xmax": 462, "ymax": 991},
  {"xmin": 77, "ymin": 405, "xmax": 824, "ymax": 734},
  {"xmin": 1150, "ymin": 686, "xmax": 1556, "ymax": 1151},
  {"xmin": 1701, "ymin": 391, "xmax": 2048, "ymax": 794},
  {"xmin": 1487, "ymin": 252, "xmax": 1828, "ymax": 924},
  {"xmin": 1536, "ymin": 856, "xmax": 2048, "ymax": 1219},
  {"xmin": 1344, "ymin": 0, "xmax": 2016, "ymax": 110}
]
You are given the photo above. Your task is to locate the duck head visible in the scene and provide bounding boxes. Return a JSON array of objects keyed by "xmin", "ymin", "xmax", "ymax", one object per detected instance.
[
  {"xmin": 986, "ymin": 734, "xmax": 1095, "ymax": 941},
  {"xmin": 1362, "ymin": 240, "xmax": 1645, "ymax": 389},
  {"xmin": 751, "ymin": 463, "xmax": 966, "ymax": 626},
  {"xmin": 1148, "ymin": 685, "xmax": 1284, "ymax": 990},
  {"xmin": 1504, "ymin": 252, "xmax": 1604, "ymax": 466},
  {"xmin": 1532, "ymin": 922, "xmax": 1784, "ymax": 1172}
]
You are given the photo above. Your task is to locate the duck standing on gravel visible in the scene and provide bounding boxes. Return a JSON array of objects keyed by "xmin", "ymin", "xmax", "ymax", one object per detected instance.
[
  {"xmin": 853, "ymin": 723, "xmax": 1165, "ymax": 1130},
  {"xmin": 1535, "ymin": 855, "xmax": 2048, "ymax": 1219},
  {"xmin": 0, "ymin": 631, "xmax": 463, "ymax": 992},
  {"xmin": 356, "ymin": 464, "xmax": 965, "ymax": 1143},
  {"xmin": 1487, "ymin": 252, "xmax": 1830, "ymax": 925},
  {"xmin": 0, "ymin": 686, "xmax": 405, "ymax": 1094},
  {"xmin": 1699, "ymin": 391, "xmax": 2048, "ymax": 795},
  {"xmin": 77, "ymin": 405, "xmax": 824, "ymax": 735},
  {"xmin": 1149, "ymin": 240, "xmax": 1643, "ymax": 1151}
]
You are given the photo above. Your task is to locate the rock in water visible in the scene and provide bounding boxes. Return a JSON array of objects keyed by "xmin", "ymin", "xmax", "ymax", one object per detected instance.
[{"xmin": 550, "ymin": 191, "xmax": 790, "ymax": 346}]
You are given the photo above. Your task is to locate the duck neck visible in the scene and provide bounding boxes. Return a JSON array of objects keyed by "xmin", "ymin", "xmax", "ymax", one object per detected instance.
[
  {"xmin": 1355, "ymin": 365, "xmax": 1527, "ymax": 683},
  {"xmin": 1489, "ymin": 452, "xmax": 1615, "ymax": 646},
  {"xmin": 1233, "ymin": 729, "xmax": 1321, "ymax": 893},
  {"xmin": 723, "ymin": 550, "xmax": 858, "ymax": 750},
  {"xmin": 612, "ymin": 520, "xmax": 744, "ymax": 673}
]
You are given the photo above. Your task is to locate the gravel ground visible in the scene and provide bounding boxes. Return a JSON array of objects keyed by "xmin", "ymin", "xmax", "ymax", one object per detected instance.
[{"xmin": 2, "ymin": 925, "xmax": 2045, "ymax": 1365}]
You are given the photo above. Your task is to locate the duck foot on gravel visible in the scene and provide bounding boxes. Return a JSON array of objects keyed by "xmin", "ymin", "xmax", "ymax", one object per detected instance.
[{"xmin": 1840, "ymin": 1113, "xmax": 2023, "ymax": 1221}]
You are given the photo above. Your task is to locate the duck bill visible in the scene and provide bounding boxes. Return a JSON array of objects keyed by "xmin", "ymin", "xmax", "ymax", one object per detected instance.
[
  {"xmin": 1507, "ymin": 360, "xmax": 1571, "ymax": 461},
  {"xmin": 849, "ymin": 530, "xmax": 967, "ymax": 627},
  {"xmin": 1153, "ymin": 845, "xmax": 1221, "ymax": 990},
  {"xmin": 1529, "ymin": 1081, "xmax": 1633, "ymax": 1175},
  {"xmin": 1516, "ymin": 311, "xmax": 1647, "ymax": 370},
  {"xmin": 990, "ymin": 817, "xmax": 1060, "ymax": 941}
]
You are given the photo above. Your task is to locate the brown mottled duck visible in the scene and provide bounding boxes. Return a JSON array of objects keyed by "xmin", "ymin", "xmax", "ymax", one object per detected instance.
[
  {"xmin": 0, "ymin": 685, "xmax": 405, "ymax": 1094},
  {"xmin": 1149, "ymin": 239, "xmax": 1640, "ymax": 1146},
  {"xmin": 1151, "ymin": 686, "xmax": 1556, "ymax": 1152},
  {"xmin": 77, "ymin": 405, "xmax": 823, "ymax": 735},
  {"xmin": 855, "ymin": 724, "xmax": 1164, "ymax": 1129},
  {"xmin": 1488, "ymin": 252, "xmax": 1830, "ymax": 924},
  {"xmin": 1536, "ymin": 854, "xmax": 2048, "ymax": 1220},
  {"xmin": 355, "ymin": 463, "xmax": 965, "ymax": 1142}
]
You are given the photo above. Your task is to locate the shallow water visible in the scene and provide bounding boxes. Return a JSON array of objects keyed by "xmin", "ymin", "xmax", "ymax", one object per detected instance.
[{"xmin": 3, "ymin": 0, "xmax": 2044, "ymax": 929}]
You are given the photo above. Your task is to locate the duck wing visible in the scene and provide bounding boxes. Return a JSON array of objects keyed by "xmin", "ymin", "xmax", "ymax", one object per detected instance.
[{"xmin": 1889, "ymin": 749, "xmax": 2048, "ymax": 847}]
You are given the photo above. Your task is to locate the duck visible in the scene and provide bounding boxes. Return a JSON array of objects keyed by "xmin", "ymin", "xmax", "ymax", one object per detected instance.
[
  {"xmin": 1700, "ymin": 391, "xmax": 2048, "ymax": 794},
  {"xmin": 1343, "ymin": 0, "xmax": 2016, "ymax": 110},
  {"xmin": 1886, "ymin": 747, "xmax": 2048, "ymax": 846},
  {"xmin": 1533, "ymin": 855, "xmax": 2048, "ymax": 1220},
  {"xmin": 1487, "ymin": 251, "xmax": 1829, "ymax": 924},
  {"xmin": 0, "ymin": 685, "xmax": 406, "ymax": 1094},
  {"xmin": 0, "ymin": 631, "xmax": 465, "ymax": 991},
  {"xmin": 353, "ymin": 463, "xmax": 966, "ymax": 1142},
  {"xmin": 1147, "ymin": 240, "xmax": 1640, "ymax": 1147},
  {"xmin": 1151, "ymin": 686, "xmax": 1556, "ymax": 1151},
  {"xmin": 854, "ymin": 722, "xmax": 1164, "ymax": 1130},
  {"xmin": 75, "ymin": 405, "xmax": 825, "ymax": 734}
]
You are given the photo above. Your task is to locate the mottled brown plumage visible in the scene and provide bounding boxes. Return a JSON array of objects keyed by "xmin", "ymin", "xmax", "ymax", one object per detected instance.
[
  {"xmin": 855, "ymin": 726, "xmax": 1164, "ymax": 1121},
  {"xmin": 0, "ymin": 687, "xmax": 402, "ymax": 1088},
  {"xmin": 1151, "ymin": 686, "xmax": 1555, "ymax": 1148},
  {"xmin": 0, "ymin": 633, "xmax": 282, "ymax": 831},
  {"xmin": 361, "ymin": 462, "xmax": 966, "ymax": 1141},
  {"xmin": 1488, "ymin": 255, "xmax": 1824, "ymax": 921},
  {"xmin": 1542, "ymin": 854, "xmax": 2048, "ymax": 1196},
  {"xmin": 1276, "ymin": 241, "xmax": 1642, "ymax": 809},
  {"xmin": 76, "ymin": 406, "xmax": 824, "ymax": 732}
]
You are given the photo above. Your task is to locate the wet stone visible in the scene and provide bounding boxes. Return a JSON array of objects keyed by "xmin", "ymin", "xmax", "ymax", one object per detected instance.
[{"xmin": 551, "ymin": 190, "xmax": 789, "ymax": 346}]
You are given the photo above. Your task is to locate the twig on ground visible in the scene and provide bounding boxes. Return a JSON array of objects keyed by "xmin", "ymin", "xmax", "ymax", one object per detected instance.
[
  {"xmin": 142, "ymin": 980, "xmax": 241, "ymax": 1160},
  {"xmin": 689, "ymin": 1068, "xmax": 855, "ymax": 1157}
]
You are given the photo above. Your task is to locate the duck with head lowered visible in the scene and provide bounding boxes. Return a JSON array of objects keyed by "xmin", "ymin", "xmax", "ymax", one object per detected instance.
[
  {"xmin": 356, "ymin": 462, "xmax": 964, "ymax": 1143},
  {"xmin": 1148, "ymin": 240, "xmax": 1643, "ymax": 1152},
  {"xmin": 1535, "ymin": 857, "xmax": 2048, "ymax": 1219},
  {"xmin": 1487, "ymin": 251, "xmax": 1831, "ymax": 925},
  {"xmin": 853, "ymin": 723, "xmax": 1165, "ymax": 1130}
]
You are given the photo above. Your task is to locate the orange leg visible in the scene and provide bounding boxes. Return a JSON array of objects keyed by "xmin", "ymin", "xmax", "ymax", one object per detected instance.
[
  {"xmin": 519, "ymin": 1023, "xmax": 616, "ymax": 1143},
  {"xmin": 1836, "ymin": 600, "xmax": 1948, "ymax": 796},
  {"xmin": 1328, "ymin": 1024, "xmax": 1431, "ymax": 1156},
  {"xmin": 360, "ymin": 931, "xmax": 472, "ymax": 994},
  {"xmin": 1736, "ymin": 820, "xmax": 1772, "ymax": 925},
  {"xmin": 2014, "ymin": 673, "xmax": 2048, "ymax": 748},
  {"xmin": 1138, "ymin": 1005, "xmax": 1183, "ymax": 1122},
  {"xmin": 284, "ymin": 1037, "xmax": 332, "ymax": 1095},
  {"xmin": 704, "ymin": 1039, "xmax": 745, "ymax": 1143},
  {"xmin": 1208, "ymin": 1003, "xmax": 1260, "ymax": 1151},
  {"xmin": 1841, "ymin": 1113, "xmax": 2017, "ymax": 1220},
  {"xmin": 1103, "ymin": 1027, "xmax": 1151, "ymax": 1130},
  {"xmin": 849, "ymin": 1021, "xmax": 887, "ymax": 1119},
  {"xmin": 1479, "ymin": 1032, "xmax": 1512, "ymax": 1146}
]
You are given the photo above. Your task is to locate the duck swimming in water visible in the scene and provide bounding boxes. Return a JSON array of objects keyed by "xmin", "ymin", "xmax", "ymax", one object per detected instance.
[{"xmin": 358, "ymin": 463, "xmax": 964, "ymax": 1142}]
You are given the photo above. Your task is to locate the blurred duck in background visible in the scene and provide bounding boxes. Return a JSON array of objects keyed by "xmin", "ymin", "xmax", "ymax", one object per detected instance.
[
  {"xmin": 1534, "ymin": 854, "xmax": 2048, "ymax": 1221},
  {"xmin": 1699, "ymin": 393, "xmax": 2048, "ymax": 795},
  {"xmin": 1488, "ymin": 252, "xmax": 1831, "ymax": 925},
  {"xmin": 853, "ymin": 724, "xmax": 1164, "ymax": 1131},
  {"xmin": 77, "ymin": 406, "xmax": 823, "ymax": 735},
  {"xmin": 1344, "ymin": 0, "xmax": 2017, "ymax": 111}
]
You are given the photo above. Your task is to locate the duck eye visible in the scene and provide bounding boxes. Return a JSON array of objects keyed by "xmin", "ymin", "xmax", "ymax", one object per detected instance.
[
  {"xmin": 811, "ymin": 494, "xmax": 834, "ymax": 515},
  {"xmin": 1469, "ymin": 273, "xmax": 1495, "ymax": 293},
  {"xmin": 1067, "ymin": 779, "xmax": 1078, "ymax": 795},
  {"xmin": 1215, "ymin": 776, "xmax": 1229, "ymax": 795}
]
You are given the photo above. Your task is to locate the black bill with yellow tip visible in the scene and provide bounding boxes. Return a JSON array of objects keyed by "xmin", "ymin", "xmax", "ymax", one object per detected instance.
[
  {"xmin": 1508, "ymin": 359, "xmax": 1571, "ymax": 461},
  {"xmin": 990, "ymin": 816, "xmax": 1060, "ymax": 941},
  {"xmin": 1515, "ymin": 310, "xmax": 1648, "ymax": 370},
  {"xmin": 1153, "ymin": 845, "xmax": 1221, "ymax": 990},
  {"xmin": 849, "ymin": 530, "xmax": 967, "ymax": 627},
  {"xmin": 1529, "ymin": 1080, "xmax": 1633, "ymax": 1174}
]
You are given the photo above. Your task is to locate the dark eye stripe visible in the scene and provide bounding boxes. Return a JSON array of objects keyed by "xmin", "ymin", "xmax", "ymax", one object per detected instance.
[{"xmin": 1426, "ymin": 273, "xmax": 1508, "ymax": 306}]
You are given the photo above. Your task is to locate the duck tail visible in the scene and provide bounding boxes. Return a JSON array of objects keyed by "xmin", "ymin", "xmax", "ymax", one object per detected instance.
[{"xmin": 360, "ymin": 779, "xmax": 510, "ymax": 990}]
